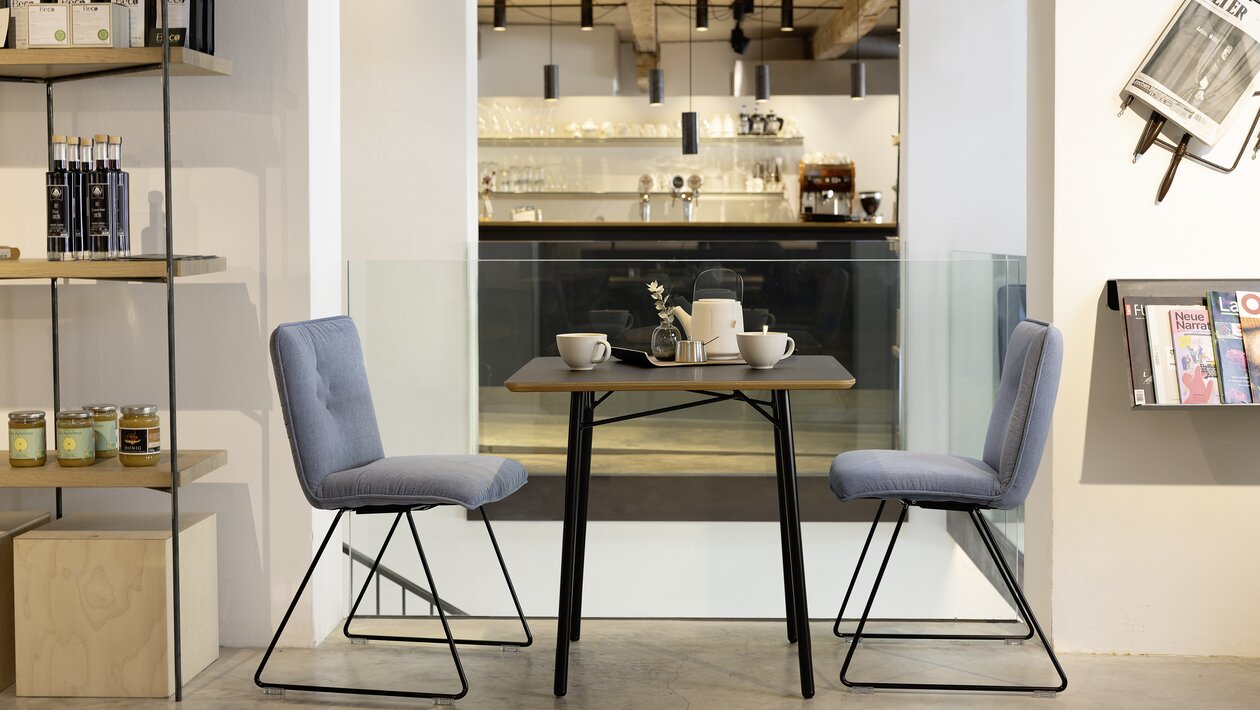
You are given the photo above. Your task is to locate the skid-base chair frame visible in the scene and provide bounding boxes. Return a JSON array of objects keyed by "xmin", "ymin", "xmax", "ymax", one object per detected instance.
[
  {"xmin": 343, "ymin": 507, "xmax": 532, "ymax": 649},
  {"xmin": 836, "ymin": 499, "xmax": 1068, "ymax": 695},
  {"xmin": 254, "ymin": 505, "xmax": 530, "ymax": 702}
]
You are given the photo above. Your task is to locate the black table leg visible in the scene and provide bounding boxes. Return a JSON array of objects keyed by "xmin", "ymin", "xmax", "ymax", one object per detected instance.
[
  {"xmin": 772, "ymin": 404, "xmax": 798, "ymax": 645},
  {"xmin": 773, "ymin": 390, "xmax": 815, "ymax": 699},
  {"xmin": 570, "ymin": 391, "xmax": 595, "ymax": 641},
  {"xmin": 553, "ymin": 391, "xmax": 586, "ymax": 697}
]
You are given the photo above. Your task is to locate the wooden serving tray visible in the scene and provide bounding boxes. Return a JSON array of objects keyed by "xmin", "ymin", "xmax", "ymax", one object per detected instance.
[{"xmin": 612, "ymin": 347, "xmax": 747, "ymax": 368}]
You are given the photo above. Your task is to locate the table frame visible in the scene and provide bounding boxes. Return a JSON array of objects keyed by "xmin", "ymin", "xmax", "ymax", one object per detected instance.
[{"xmin": 552, "ymin": 388, "xmax": 815, "ymax": 699}]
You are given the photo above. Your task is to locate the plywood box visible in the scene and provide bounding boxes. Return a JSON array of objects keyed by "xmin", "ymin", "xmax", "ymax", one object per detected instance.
[
  {"xmin": 0, "ymin": 512, "xmax": 52, "ymax": 691},
  {"xmin": 14, "ymin": 512, "xmax": 218, "ymax": 697}
]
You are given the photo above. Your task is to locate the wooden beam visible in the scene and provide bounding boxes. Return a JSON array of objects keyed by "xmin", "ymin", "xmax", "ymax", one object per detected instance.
[
  {"xmin": 627, "ymin": 0, "xmax": 657, "ymax": 53},
  {"xmin": 811, "ymin": 0, "xmax": 895, "ymax": 61}
]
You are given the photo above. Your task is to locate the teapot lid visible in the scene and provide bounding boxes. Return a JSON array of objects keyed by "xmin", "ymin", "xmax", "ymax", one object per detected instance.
[{"xmin": 693, "ymin": 268, "xmax": 744, "ymax": 303}]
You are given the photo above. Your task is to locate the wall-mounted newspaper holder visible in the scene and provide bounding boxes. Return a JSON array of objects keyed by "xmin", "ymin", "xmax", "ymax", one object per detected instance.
[{"xmin": 1118, "ymin": 0, "xmax": 1260, "ymax": 203}]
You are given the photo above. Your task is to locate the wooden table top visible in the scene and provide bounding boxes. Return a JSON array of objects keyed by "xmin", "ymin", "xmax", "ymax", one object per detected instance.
[{"xmin": 504, "ymin": 356, "xmax": 855, "ymax": 393}]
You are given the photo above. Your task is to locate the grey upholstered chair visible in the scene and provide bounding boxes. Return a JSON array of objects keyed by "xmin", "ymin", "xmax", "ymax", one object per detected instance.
[
  {"xmin": 255, "ymin": 316, "xmax": 531, "ymax": 702},
  {"xmin": 828, "ymin": 319, "xmax": 1067, "ymax": 694}
]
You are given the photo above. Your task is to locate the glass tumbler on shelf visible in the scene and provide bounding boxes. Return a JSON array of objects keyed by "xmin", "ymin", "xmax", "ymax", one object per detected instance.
[{"xmin": 651, "ymin": 323, "xmax": 681, "ymax": 361}]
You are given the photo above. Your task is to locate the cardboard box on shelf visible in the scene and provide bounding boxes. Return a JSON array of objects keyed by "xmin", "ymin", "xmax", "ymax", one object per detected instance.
[{"xmin": 70, "ymin": 2, "xmax": 129, "ymax": 48}]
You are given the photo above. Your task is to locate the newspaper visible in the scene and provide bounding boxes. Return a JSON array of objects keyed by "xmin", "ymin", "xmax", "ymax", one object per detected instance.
[{"xmin": 1124, "ymin": 0, "xmax": 1260, "ymax": 147}]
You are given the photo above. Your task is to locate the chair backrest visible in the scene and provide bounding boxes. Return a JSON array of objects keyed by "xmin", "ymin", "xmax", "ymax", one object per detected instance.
[
  {"xmin": 270, "ymin": 316, "xmax": 385, "ymax": 507},
  {"xmin": 982, "ymin": 319, "xmax": 1063, "ymax": 509}
]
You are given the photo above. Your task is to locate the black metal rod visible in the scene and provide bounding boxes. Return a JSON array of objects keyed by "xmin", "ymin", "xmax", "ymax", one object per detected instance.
[
  {"xmin": 772, "ymin": 398, "xmax": 797, "ymax": 644},
  {"xmin": 342, "ymin": 532, "xmax": 465, "ymax": 616},
  {"xmin": 772, "ymin": 390, "xmax": 814, "ymax": 699},
  {"xmin": 733, "ymin": 391, "xmax": 778, "ymax": 425},
  {"xmin": 833, "ymin": 500, "xmax": 885, "ymax": 638},
  {"xmin": 47, "ymin": 81, "xmax": 63, "ymax": 521},
  {"xmin": 593, "ymin": 391, "xmax": 614, "ymax": 408},
  {"xmin": 1150, "ymin": 91, "xmax": 1260, "ymax": 175},
  {"xmin": 570, "ymin": 392, "xmax": 595, "ymax": 641},
  {"xmin": 0, "ymin": 77, "xmax": 47, "ymax": 84},
  {"xmin": 589, "ymin": 392, "xmax": 737, "ymax": 427},
  {"xmin": 160, "ymin": 0, "xmax": 185, "ymax": 700},
  {"xmin": 479, "ymin": 507, "xmax": 534, "ymax": 647},
  {"xmin": 48, "ymin": 64, "xmax": 165, "ymax": 85},
  {"xmin": 345, "ymin": 513, "xmax": 401, "ymax": 633},
  {"xmin": 405, "ymin": 512, "xmax": 471, "ymax": 699},
  {"xmin": 839, "ymin": 501, "xmax": 908, "ymax": 685},
  {"xmin": 553, "ymin": 392, "xmax": 584, "ymax": 697}
]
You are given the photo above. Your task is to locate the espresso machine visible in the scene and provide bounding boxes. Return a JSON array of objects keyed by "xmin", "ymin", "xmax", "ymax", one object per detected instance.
[{"xmin": 798, "ymin": 161, "xmax": 856, "ymax": 221}]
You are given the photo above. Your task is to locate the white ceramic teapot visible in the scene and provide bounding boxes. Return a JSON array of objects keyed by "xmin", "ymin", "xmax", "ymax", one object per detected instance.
[{"xmin": 672, "ymin": 299, "xmax": 745, "ymax": 360}]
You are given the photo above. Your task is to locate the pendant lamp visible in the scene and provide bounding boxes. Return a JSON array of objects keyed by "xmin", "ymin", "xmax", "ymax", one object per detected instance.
[
  {"xmin": 851, "ymin": 0, "xmax": 867, "ymax": 100},
  {"xmin": 697, "ymin": 0, "xmax": 709, "ymax": 31},
  {"xmin": 493, "ymin": 0, "xmax": 507, "ymax": 31},
  {"xmin": 581, "ymin": 0, "xmax": 593, "ymax": 30},
  {"xmin": 683, "ymin": 1, "xmax": 699, "ymax": 154},
  {"xmin": 544, "ymin": 2, "xmax": 559, "ymax": 101},
  {"xmin": 649, "ymin": 5, "xmax": 664, "ymax": 105},
  {"xmin": 755, "ymin": 2, "xmax": 770, "ymax": 103},
  {"xmin": 780, "ymin": 0, "xmax": 794, "ymax": 31}
]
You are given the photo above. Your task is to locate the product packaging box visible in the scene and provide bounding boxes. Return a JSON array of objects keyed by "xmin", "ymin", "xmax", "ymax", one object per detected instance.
[
  {"xmin": 71, "ymin": 2, "xmax": 129, "ymax": 47},
  {"xmin": 116, "ymin": 0, "xmax": 144, "ymax": 47},
  {"xmin": 13, "ymin": 3, "xmax": 71, "ymax": 48}
]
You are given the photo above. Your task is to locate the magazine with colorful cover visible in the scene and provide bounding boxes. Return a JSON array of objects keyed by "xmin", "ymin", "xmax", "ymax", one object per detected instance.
[
  {"xmin": 1207, "ymin": 290, "xmax": 1252, "ymax": 403},
  {"xmin": 1169, "ymin": 306, "xmax": 1220, "ymax": 404},
  {"xmin": 1237, "ymin": 290, "xmax": 1260, "ymax": 401},
  {"xmin": 1137, "ymin": 301, "xmax": 1202, "ymax": 404}
]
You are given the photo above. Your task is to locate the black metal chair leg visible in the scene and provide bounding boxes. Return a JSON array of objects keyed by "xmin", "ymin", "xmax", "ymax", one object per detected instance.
[
  {"xmin": 344, "ymin": 509, "xmax": 533, "ymax": 647},
  {"xmin": 405, "ymin": 511, "xmax": 470, "ymax": 700},
  {"xmin": 255, "ymin": 510, "xmax": 469, "ymax": 701},
  {"xmin": 838, "ymin": 502, "xmax": 1068, "ymax": 694},
  {"xmin": 833, "ymin": 500, "xmax": 886, "ymax": 638},
  {"xmin": 832, "ymin": 501, "xmax": 1032, "ymax": 642}
]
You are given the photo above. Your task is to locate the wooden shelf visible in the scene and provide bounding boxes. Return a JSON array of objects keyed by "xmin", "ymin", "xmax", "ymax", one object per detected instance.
[
  {"xmin": 0, "ymin": 256, "xmax": 226, "ymax": 281},
  {"xmin": 0, "ymin": 48, "xmax": 231, "ymax": 81},
  {"xmin": 0, "ymin": 449, "xmax": 226, "ymax": 489},
  {"xmin": 479, "ymin": 136, "xmax": 805, "ymax": 148}
]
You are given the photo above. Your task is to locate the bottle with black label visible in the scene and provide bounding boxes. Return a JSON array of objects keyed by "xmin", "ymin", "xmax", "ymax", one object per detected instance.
[
  {"xmin": 87, "ymin": 134, "xmax": 116, "ymax": 260},
  {"xmin": 46, "ymin": 135, "xmax": 74, "ymax": 261},
  {"xmin": 108, "ymin": 136, "xmax": 130, "ymax": 257},
  {"xmin": 66, "ymin": 137, "xmax": 87, "ymax": 259},
  {"xmin": 78, "ymin": 137, "xmax": 94, "ymax": 259}
]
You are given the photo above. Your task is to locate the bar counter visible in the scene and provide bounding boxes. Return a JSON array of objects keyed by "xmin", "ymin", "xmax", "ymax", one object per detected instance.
[{"xmin": 480, "ymin": 220, "xmax": 898, "ymax": 242}]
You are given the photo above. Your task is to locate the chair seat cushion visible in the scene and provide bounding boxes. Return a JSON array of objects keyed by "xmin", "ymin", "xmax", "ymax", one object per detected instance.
[
  {"xmin": 316, "ymin": 455, "xmax": 527, "ymax": 510},
  {"xmin": 829, "ymin": 450, "xmax": 1002, "ymax": 505}
]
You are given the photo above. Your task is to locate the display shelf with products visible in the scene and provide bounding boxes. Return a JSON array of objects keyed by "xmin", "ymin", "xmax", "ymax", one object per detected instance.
[
  {"xmin": 0, "ymin": 47, "xmax": 230, "ymax": 81},
  {"xmin": 479, "ymin": 136, "xmax": 804, "ymax": 148},
  {"xmin": 1106, "ymin": 279, "xmax": 1260, "ymax": 409},
  {"xmin": 0, "ymin": 2, "xmax": 226, "ymax": 701}
]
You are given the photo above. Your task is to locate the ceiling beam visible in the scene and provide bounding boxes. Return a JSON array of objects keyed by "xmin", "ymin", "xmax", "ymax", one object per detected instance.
[
  {"xmin": 811, "ymin": 0, "xmax": 896, "ymax": 61},
  {"xmin": 626, "ymin": 0, "xmax": 657, "ymax": 53}
]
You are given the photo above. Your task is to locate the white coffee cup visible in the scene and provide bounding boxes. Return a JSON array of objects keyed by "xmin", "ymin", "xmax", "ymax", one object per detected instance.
[
  {"xmin": 736, "ymin": 331, "xmax": 796, "ymax": 370},
  {"xmin": 556, "ymin": 333, "xmax": 612, "ymax": 371}
]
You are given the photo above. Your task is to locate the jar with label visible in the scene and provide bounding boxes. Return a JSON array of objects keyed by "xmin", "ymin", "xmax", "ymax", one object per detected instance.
[
  {"xmin": 119, "ymin": 404, "xmax": 160, "ymax": 467},
  {"xmin": 8, "ymin": 411, "xmax": 47, "ymax": 468},
  {"xmin": 84, "ymin": 404, "xmax": 118, "ymax": 459},
  {"xmin": 56, "ymin": 410, "xmax": 96, "ymax": 467}
]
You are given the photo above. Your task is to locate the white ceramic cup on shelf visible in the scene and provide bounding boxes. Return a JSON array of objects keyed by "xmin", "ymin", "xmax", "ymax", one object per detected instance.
[
  {"xmin": 736, "ymin": 331, "xmax": 796, "ymax": 370},
  {"xmin": 556, "ymin": 333, "xmax": 612, "ymax": 371}
]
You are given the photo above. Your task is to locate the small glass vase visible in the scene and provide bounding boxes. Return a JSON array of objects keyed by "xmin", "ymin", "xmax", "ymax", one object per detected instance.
[{"xmin": 651, "ymin": 323, "xmax": 681, "ymax": 361}]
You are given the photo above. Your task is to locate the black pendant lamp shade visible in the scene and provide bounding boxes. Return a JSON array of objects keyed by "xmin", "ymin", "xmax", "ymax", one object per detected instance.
[
  {"xmin": 493, "ymin": 0, "xmax": 507, "ymax": 31},
  {"xmin": 697, "ymin": 0, "xmax": 709, "ymax": 31},
  {"xmin": 682, "ymin": 112, "xmax": 699, "ymax": 154},
  {"xmin": 649, "ymin": 68, "xmax": 665, "ymax": 106},
  {"xmin": 544, "ymin": 64, "xmax": 560, "ymax": 101},
  {"xmin": 755, "ymin": 64, "xmax": 770, "ymax": 103},
  {"xmin": 581, "ymin": 0, "xmax": 593, "ymax": 30},
  {"xmin": 780, "ymin": 0, "xmax": 794, "ymax": 31},
  {"xmin": 850, "ymin": 61, "xmax": 866, "ymax": 100}
]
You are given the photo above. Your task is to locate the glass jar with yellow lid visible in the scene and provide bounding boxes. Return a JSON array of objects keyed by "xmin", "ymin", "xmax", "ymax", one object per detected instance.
[
  {"xmin": 84, "ymin": 404, "xmax": 119, "ymax": 459},
  {"xmin": 8, "ymin": 411, "xmax": 47, "ymax": 467},
  {"xmin": 56, "ymin": 410, "xmax": 96, "ymax": 467},
  {"xmin": 119, "ymin": 405, "xmax": 161, "ymax": 467}
]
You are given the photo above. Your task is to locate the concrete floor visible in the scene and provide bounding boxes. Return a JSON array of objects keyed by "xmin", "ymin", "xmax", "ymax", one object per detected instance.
[{"xmin": 4, "ymin": 619, "xmax": 1258, "ymax": 709}]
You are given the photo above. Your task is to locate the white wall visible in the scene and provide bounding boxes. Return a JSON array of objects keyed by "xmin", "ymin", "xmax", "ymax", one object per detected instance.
[
  {"xmin": 0, "ymin": 0, "xmax": 342, "ymax": 647},
  {"xmin": 1040, "ymin": 0, "xmax": 1260, "ymax": 656}
]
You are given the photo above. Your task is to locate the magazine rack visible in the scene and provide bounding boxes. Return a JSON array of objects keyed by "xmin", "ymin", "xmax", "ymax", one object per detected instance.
[{"xmin": 1107, "ymin": 279, "xmax": 1260, "ymax": 409}]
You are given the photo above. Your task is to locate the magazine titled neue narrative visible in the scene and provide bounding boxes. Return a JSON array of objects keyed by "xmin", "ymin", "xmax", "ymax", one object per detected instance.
[{"xmin": 1124, "ymin": 0, "xmax": 1260, "ymax": 146}]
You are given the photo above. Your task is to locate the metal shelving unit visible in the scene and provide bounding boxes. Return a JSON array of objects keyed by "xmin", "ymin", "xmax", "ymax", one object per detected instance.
[{"xmin": 0, "ymin": 4, "xmax": 232, "ymax": 701}]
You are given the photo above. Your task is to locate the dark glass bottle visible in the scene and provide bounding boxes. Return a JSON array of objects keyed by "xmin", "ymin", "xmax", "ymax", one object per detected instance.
[
  {"xmin": 88, "ymin": 134, "xmax": 116, "ymax": 260},
  {"xmin": 78, "ymin": 137, "xmax": 94, "ymax": 258},
  {"xmin": 67, "ymin": 137, "xmax": 88, "ymax": 259},
  {"xmin": 108, "ymin": 136, "xmax": 130, "ymax": 257},
  {"xmin": 46, "ymin": 136, "xmax": 74, "ymax": 261}
]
